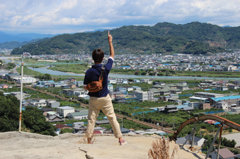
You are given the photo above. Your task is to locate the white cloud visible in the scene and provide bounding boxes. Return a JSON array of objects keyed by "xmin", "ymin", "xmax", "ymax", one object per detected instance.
[{"xmin": 0, "ymin": 0, "xmax": 240, "ymax": 33}]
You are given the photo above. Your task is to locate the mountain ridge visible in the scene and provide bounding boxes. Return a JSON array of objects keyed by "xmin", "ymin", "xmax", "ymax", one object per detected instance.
[{"xmin": 11, "ymin": 22, "xmax": 240, "ymax": 55}]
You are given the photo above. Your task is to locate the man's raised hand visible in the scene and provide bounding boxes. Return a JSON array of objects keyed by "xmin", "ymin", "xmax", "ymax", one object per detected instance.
[{"xmin": 108, "ymin": 31, "xmax": 112, "ymax": 44}]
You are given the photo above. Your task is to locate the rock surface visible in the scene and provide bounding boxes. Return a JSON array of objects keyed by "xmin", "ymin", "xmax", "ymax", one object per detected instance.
[{"xmin": 0, "ymin": 131, "xmax": 202, "ymax": 159}]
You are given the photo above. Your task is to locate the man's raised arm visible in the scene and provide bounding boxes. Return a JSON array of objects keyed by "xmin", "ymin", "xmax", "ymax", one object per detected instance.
[{"xmin": 108, "ymin": 31, "xmax": 115, "ymax": 59}]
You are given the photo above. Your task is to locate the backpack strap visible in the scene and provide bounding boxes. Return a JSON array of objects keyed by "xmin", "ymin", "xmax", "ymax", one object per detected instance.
[{"xmin": 99, "ymin": 65, "xmax": 105, "ymax": 82}]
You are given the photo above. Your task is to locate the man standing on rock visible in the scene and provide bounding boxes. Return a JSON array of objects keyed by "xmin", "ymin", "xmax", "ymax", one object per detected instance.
[{"xmin": 84, "ymin": 31, "xmax": 126, "ymax": 145}]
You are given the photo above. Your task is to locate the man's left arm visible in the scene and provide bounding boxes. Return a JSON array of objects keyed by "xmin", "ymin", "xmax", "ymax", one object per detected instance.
[{"xmin": 83, "ymin": 71, "xmax": 89, "ymax": 90}]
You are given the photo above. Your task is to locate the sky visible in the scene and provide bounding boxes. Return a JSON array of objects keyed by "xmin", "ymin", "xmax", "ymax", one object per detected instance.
[{"xmin": 0, "ymin": 0, "xmax": 240, "ymax": 34}]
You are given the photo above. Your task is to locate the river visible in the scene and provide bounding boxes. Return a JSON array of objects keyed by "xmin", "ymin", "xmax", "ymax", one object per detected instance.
[{"xmin": 28, "ymin": 67, "xmax": 240, "ymax": 81}]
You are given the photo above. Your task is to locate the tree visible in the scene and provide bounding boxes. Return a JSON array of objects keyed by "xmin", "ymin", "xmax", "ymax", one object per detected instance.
[
  {"xmin": 0, "ymin": 92, "xmax": 19, "ymax": 131},
  {"xmin": 5, "ymin": 63, "xmax": 16, "ymax": 70},
  {"xmin": 23, "ymin": 107, "xmax": 56, "ymax": 136},
  {"xmin": 0, "ymin": 92, "xmax": 56, "ymax": 136},
  {"xmin": 36, "ymin": 73, "xmax": 52, "ymax": 80}
]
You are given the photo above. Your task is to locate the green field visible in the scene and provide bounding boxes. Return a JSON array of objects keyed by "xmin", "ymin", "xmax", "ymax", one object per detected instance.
[
  {"xmin": 43, "ymin": 62, "xmax": 240, "ymax": 78},
  {"xmin": 49, "ymin": 63, "xmax": 88, "ymax": 74},
  {"xmin": 16, "ymin": 66, "xmax": 43, "ymax": 76}
]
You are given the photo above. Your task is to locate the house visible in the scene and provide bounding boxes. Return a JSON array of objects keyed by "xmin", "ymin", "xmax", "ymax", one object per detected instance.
[
  {"xmin": 62, "ymin": 89, "xmax": 75, "ymax": 96},
  {"xmin": 46, "ymin": 111, "xmax": 57, "ymax": 117},
  {"xmin": 121, "ymin": 79, "xmax": 128, "ymax": 84},
  {"xmin": 229, "ymin": 105, "xmax": 240, "ymax": 113},
  {"xmin": 176, "ymin": 82, "xmax": 189, "ymax": 91},
  {"xmin": 108, "ymin": 84, "xmax": 114, "ymax": 92},
  {"xmin": 169, "ymin": 88, "xmax": 182, "ymax": 94},
  {"xmin": 163, "ymin": 105, "xmax": 178, "ymax": 113},
  {"xmin": 149, "ymin": 88, "xmax": 161, "ymax": 96},
  {"xmin": 41, "ymin": 107, "xmax": 54, "ymax": 113},
  {"xmin": 133, "ymin": 79, "xmax": 140, "ymax": 83},
  {"xmin": 13, "ymin": 76, "xmax": 37, "ymax": 84},
  {"xmin": 76, "ymin": 81, "xmax": 84, "ymax": 87},
  {"xmin": 140, "ymin": 79, "xmax": 152, "ymax": 84},
  {"xmin": 109, "ymin": 79, "xmax": 117, "ymax": 84},
  {"xmin": 47, "ymin": 100, "xmax": 60, "ymax": 108},
  {"xmin": 159, "ymin": 88, "xmax": 170, "ymax": 96},
  {"xmin": 177, "ymin": 103, "xmax": 194, "ymax": 111},
  {"xmin": 200, "ymin": 103, "xmax": 211, "ymax": 110},
  {"xmin": 9, "ymin": 92, "xmax": 30, "ymax": 100},
  {"xmin": 116, "ymin": 87, "xmax": 127, "ymax": 94},
  {"xmin": 57, "ymin": 106, "xmax": 75, "ymax": 117},
  {"xmin": 28, "ymin": 99, "xmax": 47, "ymax": 108},
  {"xmin": 216, "ymin": 86, "xmax": 228, "ymax": 91},
  {"xmin": 187, "ymin": 102, "xmax": 202, "ymax": 109},
  {"xmin": 127, "ymin": 87, "xmax": 134, "ymax": 92},
  {"xmin": 120, "ymin": 127, "xmax": 130, "ymax": 134},
  {"xmin": 96, "ymin": 120, "xmax": 110, "ymax": 125},
  {"xmin": 228, "ymin": 84, "xmax": 239, "ymax": 90},
  {"xmin": 73, "ymin": 88, "xmax": 87, "ymax": 96},
  {"xmin": 47, "ymin": 115, "xmax": 64, "ymax": 122},
  {"xmin": 189, "ymin": 96, "xmax": 208, "ymax": 102},
  {"xmin": 216, "ymin": 101, "xmax": 229, "ymax": 110},
  {"xmin": 73, "ymin": 122, "xmax": 86, "ymax": 133},
  {"xmin": 194, "ymin": 92, "xmax": 224, "ymax": 98},
  {"xmin": 132, "ymin": 86, "xmax": 141, "ymax": 91},
  {"xmin": 67, "ymin": 110, "xmax": 88, "ymax": 120},
  {"xmin": 134, "ymin": 90, "xmax": 154, "ymax": 101},
  {"xmin": 228, "ymin": 65, "xmax": 238, "ymax": 71},
  {"xmin": 176, "ymin": 134, "xmax": 205, "ymax": 147},
  {"xmin": 209, "ymin": 148, "xmax": 235, "ymax": 159},
  {"xmin": 0, "ymin": 84, "xmax": 9, "ymax": 89},
  {"xmin": 73, "ymin": 122, "xmax": 85, "ymax": 128},
  {"xmin": 210, "ymin": 95, "xmax": 240, "ymax": 108}
]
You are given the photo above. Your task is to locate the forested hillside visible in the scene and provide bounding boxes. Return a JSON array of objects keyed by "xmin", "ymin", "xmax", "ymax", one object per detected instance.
[{"xmin": 11, "ymin": 22, "xmax": 240, "ymax": 55}]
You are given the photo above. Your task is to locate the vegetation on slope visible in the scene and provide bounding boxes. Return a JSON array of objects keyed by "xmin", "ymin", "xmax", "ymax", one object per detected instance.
[
  {"xmin": 0, "ymin": 92, "xmax": 56, "ymax": 136},
  {"xmin": 12, "ymin": 22, "xmax": 240, "ymax": 55}
]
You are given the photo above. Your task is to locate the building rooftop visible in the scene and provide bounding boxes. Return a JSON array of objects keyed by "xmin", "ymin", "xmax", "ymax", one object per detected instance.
[
  {"xmin": 219, "ymin": 148, "xmax": 235, "ymax": 159},
  {"xmin": 195, "ymin": 92, "xmax": 223, "ymax": 96},
  {"xmin": 211, "ymin": 95, "xmax": 240, "ymax": 102},
  {"xmin": 58, "ymin": 106, "xmax": 74, "ymax": 110},
  {"xmin": 189, "ymin": 96, "xmax": 208, "ymax": 101}
]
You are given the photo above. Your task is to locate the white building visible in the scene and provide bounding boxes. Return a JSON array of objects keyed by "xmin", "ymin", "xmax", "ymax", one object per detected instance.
[
  {"xmin": 176, "ymin": 135, "xmax": 205, "ymax": 147},
  {"xmin": 228, "ymin": 65, "xmax": 238, "ymax": 72},
  {"xmin": 14, "ymin": 76, "xmax": 37, "ymax": 84},
  {"xmin": 30, "ymin": 99, "xmax": 47, "ymax": 108},
  {"xmin": 134, "ymin": 90, "xmax": 154, "ymax": 101},
  {"xmin": 57, "ymin": 106, "xmax": 75, "ymax": 117},
  {"xmin": 47, "ymin": 100, "xmax": 60, "ymax": 108},
  {"xmin": 109, "ymin": 79, "xmax": 117, "ymax": 84},
  {"xmin": 216, "ymin": 101, "xmax": 229, "ymax": 110}
]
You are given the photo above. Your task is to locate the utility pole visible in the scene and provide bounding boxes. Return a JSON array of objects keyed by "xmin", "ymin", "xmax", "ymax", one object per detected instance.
[
  {"xmin": 122, "ymin": 116, "xmax": 124, "ymax": 128},
  {"xmin": 18, "ymin": 55, "xmax": 24, "ymax": 132}
]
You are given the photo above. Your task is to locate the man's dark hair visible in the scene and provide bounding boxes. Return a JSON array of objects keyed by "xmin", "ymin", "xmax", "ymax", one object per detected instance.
[{"xmin": 92, "ymin": 48, "xmax": 104, "ymax": 63}]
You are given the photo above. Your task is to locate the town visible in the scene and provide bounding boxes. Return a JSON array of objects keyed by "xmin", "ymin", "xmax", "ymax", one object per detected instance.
[{"xmin": 0, "ymin": 51, "xmax": 240, "ymax": 158}]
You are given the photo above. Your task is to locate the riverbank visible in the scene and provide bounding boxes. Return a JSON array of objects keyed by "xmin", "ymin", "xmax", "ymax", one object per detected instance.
[{"xmin": 28, "ymin": 66, "xmax": 240, "ymax": 81}]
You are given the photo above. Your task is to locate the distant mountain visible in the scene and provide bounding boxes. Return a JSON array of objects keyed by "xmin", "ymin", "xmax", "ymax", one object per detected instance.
[
  {"xmin": 11, "ymin": 22, "xmax": 240, "ymax": 55},
  {"xmin": 0, "ymin": 31, "xmax": 54, "ymax": 43},
  {"xmin": 0, "ymin": 41, "xmax": 28, "ymax": 49}
]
